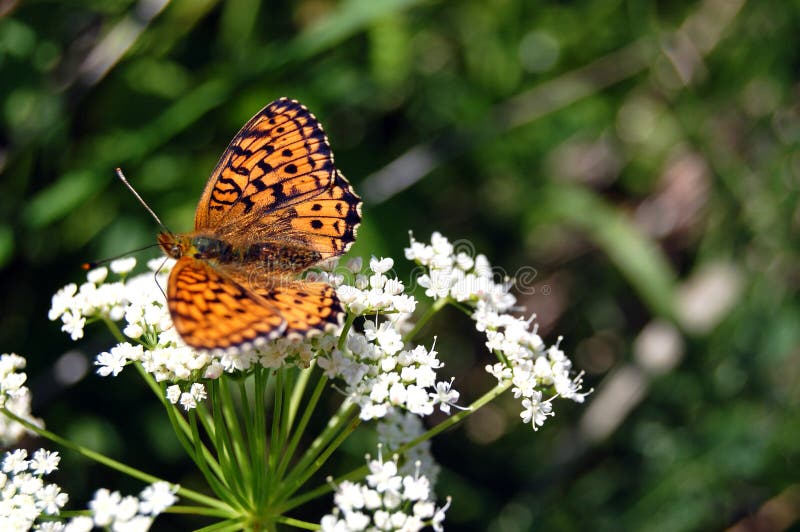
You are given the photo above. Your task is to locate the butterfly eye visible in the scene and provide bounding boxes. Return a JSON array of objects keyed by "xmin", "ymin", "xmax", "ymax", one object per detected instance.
[{"xmin": 172, "ymin": 245, "xmax": 181, "ymax": 256}]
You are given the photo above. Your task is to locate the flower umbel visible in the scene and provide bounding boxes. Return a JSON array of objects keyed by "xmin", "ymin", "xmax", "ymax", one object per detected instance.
[
  {"xmin": 322, "ymin": 447, "xmax": 450, "ymax": 532},
  {"xmin": 37, "ymin": 230, "xmax": 587, "ymax": 529}
]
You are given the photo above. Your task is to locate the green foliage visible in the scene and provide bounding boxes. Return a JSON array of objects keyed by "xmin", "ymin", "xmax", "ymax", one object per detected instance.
[{"xmin": 1, "ymin": 0, "xmax": 798, "ymax": 529}]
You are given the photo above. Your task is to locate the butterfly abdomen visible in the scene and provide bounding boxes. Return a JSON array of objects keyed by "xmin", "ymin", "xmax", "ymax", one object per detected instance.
[
  {"xmin": 243, "ymin": 242, "xmax": 322, "ymax": 273},
  {"xmin": 192, "ymin": 235, "xmax": 322, "ymax": 273}
]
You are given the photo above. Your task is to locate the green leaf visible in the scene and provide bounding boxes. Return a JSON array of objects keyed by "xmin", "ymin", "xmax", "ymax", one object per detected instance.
[{"xmin": 533, "ymin": 183, "xmax": 677, "ymax": 320}]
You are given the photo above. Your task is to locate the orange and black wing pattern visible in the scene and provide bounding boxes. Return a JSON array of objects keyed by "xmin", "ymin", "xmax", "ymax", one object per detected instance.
[
  {"xmin": 194, "ymin": 98, "xmax": 361, "ymax": 262},
  {"xmin": 250, "ymin": 281, "xmax": 341, "ymax": 339},
  {"xmin": 163, "ymin": 98, "xmax": 361, "ymax": 351},
  {"xmin": 167, "ymin": 257, "xmax": 286, "ymax": 351}
]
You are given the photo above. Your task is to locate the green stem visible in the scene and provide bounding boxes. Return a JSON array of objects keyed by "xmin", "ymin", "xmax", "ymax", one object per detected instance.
[
  {"xmin": 165, "ymin": 506, "xmax": 236, "ymax": 517},
  {"xmin": 193, "ymin": 519, "xmax": 246, "ymax": 532},
  {"xmin": 189, "ymin": 410, "xmax": 247, "ymax": 509},
  {"xmin": 214, "ymin": 379, "xmax": 250, "ymax": 502},
  {"xmin": 268, "ymin": 368, "xmax": 285, "ymax": 485},
  {"xmin": 252, "ymin": 366, "xmax": 268, "ymax": 506},
  {"xmin": 275, "ymin": 515, "xmax": 320, "ymax": 530},
  {"xmin": 398, "ymin": 381, "xmax": 511, "ymax": 452},
  {"xmin": 403, "ymin": 297, "xmax": 448, "ymax": 342},
  {"xmin": 101, "ymin": 316, "xmax": 126, "ymax": 343},
  {"xmin": 337, "ymin": 313, "xmax": 357, "ymax": 351},
  {"xmin": 281, "ymin": 381, "xmax": 511, "ymax": 512},
  {"xmin": 276, "ymin": 371, "xmax": 328, "ymax": 481},
  {"xmin": 286, "ymin": 363, "xmax": 314, "ymax": 434},
  {"xmin": 1, "ymin": 408, "xmax": 229, "ymax": 511},
  {"xmin": 277, "ymin": 410, "xmax": 360, "ymax": 508}
]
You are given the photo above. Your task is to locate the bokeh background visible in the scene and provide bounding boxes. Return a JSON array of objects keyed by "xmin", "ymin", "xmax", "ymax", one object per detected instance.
[{"xmin": 2, "ymin": 0, "xmax": 799, "ymax": 530}]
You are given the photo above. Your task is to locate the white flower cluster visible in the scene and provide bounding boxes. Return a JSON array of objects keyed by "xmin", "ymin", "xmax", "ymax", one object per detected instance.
[
  {"xmin": 319, "ymin": 332, "xmax": 460, "ymax": 421},
  {"xmin": 406, "ymin": 232, "xmax": 516, "ymax": 310},
  {"xmin": 315, "ymin": 257, "xmax": 417, "ymax": 318},
  {"xmin": 0, "ymin": 445, "xmax": 176, "ymax": 532},
  {"xmin": 166, "ymin": 382, "xmax": 208, "ymax": 411},
  {"xmin": 50, "ymin": 231, "xmax": 584, "ymax": 429},
  {"xmin": 321, "ymin": 447, "xmax": 449, "ymax": 532},
  {"xmin": 77, "ymin": 481, "xmax": 178, "ymax": 532},
  {"xmin": 406, "ymin": 232, "xmax": 588, "ymax": 430},
  {"xmin": 376, "ymin": 412, "xmax": 440, "ymax": 486},
  {"xmin": 0, "ymin": 353, "xmax": 43, "ymax": 446},
  {"xmin": 0, "ymin": 448, "xmax": 66, "ymax": 531},
  {"xmin": 48, "ymin": 258, "xmax": 141, "ymax": 341}
]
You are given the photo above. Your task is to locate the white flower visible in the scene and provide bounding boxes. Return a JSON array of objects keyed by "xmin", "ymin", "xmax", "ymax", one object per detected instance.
[
  {"xmin": 61, "ymin": 311, "xmax": 86, "ymax": 341},
  {"xmin": 29, "ymin": 450, "xmax": 60, "ymax": 476},
  {"xmin": 370, "ymin": 257, "xmax": 394, "ymax": 274},
  {"xmin": 3, "ymin": 449, "xmax": 29, "ymax": 474},
  {"xmin": 90, "ymin": 488, "xmax": 122, "ymax": 526},
  {"xmin": 323, "ymin": 449, "xmax": 448, "ymax": 531},
  {"xmin": 87, "ymin": 267, "xmax": 108, "ymax": 284},
  {"xmin": 110, "ymin": 257, "xmax": 137, "ymax": 275},
  {"xmin": 64, "ymin": 516, "xmax": 94, "ymax": 532},
  {"xmin": 165, "ymin": 385, "xmax": 181, "ymax": 404},
  {"xmin": 95, "ymin": 344, "xmax": 132, "ymax": 377},
  {"xmin": 0, "ymin": 448, "xmax": 69, "ymax": 528},
  {"xmin": 189, "ymin": 383, "xmax": 206, "ymax": 402},
  {"xmin": 402, "ymin": 467, "xmax": 430, "ymax": 501},
  {"xmin": 366, "ymin": 453, "xmax": 402, "ymax": 494},
  {"xmin": 48, "ymin": 283, "xmax": 77, "ymax": 321},
  {"xmin": 429, "ymin": 379, "xmax": 462, "ymax": 414},
  {"xmin": 179, "ymin": 392, "xmax": 197, "ymax": 411},
  {"xmin": 520, "ymin": 391, "xmax": 555, "ymax": 430},
  {"xmin": 138, "ymin": 482, "xmax": 177, "ymax": 516},
  {"xmin": 35, "ymin": 483, "xmax": 68, "ymax": 514}
]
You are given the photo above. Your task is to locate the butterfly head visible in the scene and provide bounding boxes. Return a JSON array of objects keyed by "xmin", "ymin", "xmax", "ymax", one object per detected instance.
[{"xmin": 157, "ymin": 232, "xmax": 191, "ymax": 260}]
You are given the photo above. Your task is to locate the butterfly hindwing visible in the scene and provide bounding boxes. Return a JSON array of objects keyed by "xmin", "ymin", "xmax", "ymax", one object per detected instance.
[
  {"xmin": 251, "ymin": 280, "xmax": 342, "ymax": 337},
  {"xmin": 167, "ymin": 257, "xmax": 286, "ymax": 350}
]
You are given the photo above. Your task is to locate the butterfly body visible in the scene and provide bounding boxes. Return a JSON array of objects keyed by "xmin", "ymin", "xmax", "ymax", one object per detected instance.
[{"xmin": 157, "ymin": 98, "xmax": 361, "ymax": 353}]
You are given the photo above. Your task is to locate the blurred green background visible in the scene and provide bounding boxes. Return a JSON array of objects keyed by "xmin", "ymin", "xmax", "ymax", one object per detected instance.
[{"xmin": 1, "ymin": 0, "xmax": 799, "ymax": 530}]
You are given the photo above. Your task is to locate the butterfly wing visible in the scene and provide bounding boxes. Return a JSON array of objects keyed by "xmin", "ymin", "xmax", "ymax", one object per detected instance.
[
  {"xmin": 250, "ymin": 280, "xmax": 342, "ymax": 338},
  {"xmin": 167, "ymin": 257, "xmax": 287, "ymax": 351},
  {"xmin": 194, "ymin": 98, "xmax": 361, "ymax": 262}
]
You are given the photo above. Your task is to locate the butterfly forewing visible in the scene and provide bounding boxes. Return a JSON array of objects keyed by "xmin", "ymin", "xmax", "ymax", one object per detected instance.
[{"xmin": 195, "ymin": 98, "xmax": 336, "ymax": 232}]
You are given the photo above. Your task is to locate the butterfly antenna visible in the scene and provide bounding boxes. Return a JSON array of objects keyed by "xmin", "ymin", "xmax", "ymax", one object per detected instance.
[
  {"xmin": 82, "ymin": 243, "xmax": 161, "ymax": 270},
  {"xmin": 115, "ymin": 168, "xmax": 171, "ymax": 233}
]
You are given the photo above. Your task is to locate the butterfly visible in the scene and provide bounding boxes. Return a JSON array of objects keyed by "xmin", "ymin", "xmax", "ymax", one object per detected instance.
[{"xmin": 156, "ymin": 98, "xmax": 361, "ymax": 353}]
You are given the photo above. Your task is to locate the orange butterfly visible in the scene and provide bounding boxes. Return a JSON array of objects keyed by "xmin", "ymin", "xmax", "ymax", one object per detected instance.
[{"xmin": 156, "ymin": 98, "xmax": 361, "ymax": 352}]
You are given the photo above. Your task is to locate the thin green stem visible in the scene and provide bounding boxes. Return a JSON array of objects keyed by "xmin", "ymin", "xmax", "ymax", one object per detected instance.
[
  {"xmin": 267, "ymin": 368, "xmax": 285, "ymax": 495},
  {"xmin": 337, "ymin": 313, "xmax": 357, "ymax": 350},
  {"xmin": 189, "ymin": 410, "xmax": 246, "ymax": 509},
  {"xmin": 274, "ymin": 403, "xmax": 359, "ymax": 504},
  {"xmin": 275, "ymin": 515, "xmax": 320, "ymax": 530},
  {"xmin": 403, "ymin": 297, "xmax": 448, "ymax": 342},
  {"xmin": 252, "ymin": 366, "xmax": 268, "ymax": 506},
  {"xmin": 287, "ymin": 363, "xmax": 314, "ymax": 433},
  {"xmin": 209, "ymin": 381, "xmax": 237, "ymax": 491},
  {"xmin": 276, "ymin": 371, "xmax": 328, "ymax": 481},
  {"xmin": 213, "ymin": 379, "xmax": 250, "ymax": 503},
  {"xmin": 279, "ymin": 367, "xmax": 295, "ymax": 453},
  {"xmin": 1, "ymin": 408, "xmax": 229, "ymax": 511},
  {"xmin": 278, "ymin": 411, "xmax": 360, "ymax": 507},
  {"xmin": 165, "ymin": 506, "xmax": 236, "ymax": 517},
  {"xmin": 397, "ymin": 381, "xmax": 511, "ymax": 452},
  {"xmin": 281, "ymin": 381, "xmax": 511, "ymax": 512},
  {"xmin": 193, "ymin": 519, "xmax": 246, "ymax": 532},
  {"xmin": 101, "ymin": 316, "xmax": 126, "ymax": 343},
  {"xmin": 163, "ymin": 396, "xmax": 228, "ymax": 493}
]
